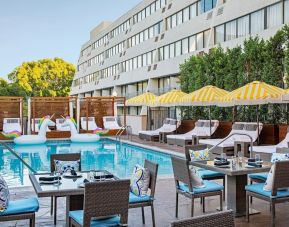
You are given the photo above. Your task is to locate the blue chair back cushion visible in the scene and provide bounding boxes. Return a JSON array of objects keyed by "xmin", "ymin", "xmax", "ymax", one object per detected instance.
[
  {"xmin": 69, "ymin": 210, "xmax": 120, "ymax": 226},
  {"xmin": 0, "ymin": 198, "xmax": 39, "ymax": 216}
]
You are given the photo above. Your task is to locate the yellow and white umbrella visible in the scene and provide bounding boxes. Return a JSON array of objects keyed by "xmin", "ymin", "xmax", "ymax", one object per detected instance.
[
  {"xmin": 218, "ymin": 81, "xmax": 285, "ymax": 106},
  {"xmin": 150, "ymin": 89, "xmax": 186, "ymax": 107},
  {"xmin": 180, "ymin": 85, "xmax": 229, "ymax": 106},
  {"xmin": 126, "ymin": 92, "xmax": 157, "ymax": 106}
]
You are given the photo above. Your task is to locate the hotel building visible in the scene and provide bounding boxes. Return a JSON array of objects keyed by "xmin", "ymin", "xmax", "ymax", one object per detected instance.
[{"xmin": 71, "ymin": 0, "xmax": 289, "ymax": 132}]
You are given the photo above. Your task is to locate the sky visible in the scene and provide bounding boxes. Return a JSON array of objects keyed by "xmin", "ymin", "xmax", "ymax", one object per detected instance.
[{"xmin": 0, "ymin": 0, "xmax": 141, "ymax": 79}]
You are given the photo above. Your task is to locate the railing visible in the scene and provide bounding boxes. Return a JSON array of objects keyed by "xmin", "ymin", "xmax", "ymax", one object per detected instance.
[
  {"xmin": 115, "ymin": 125, "xmax": 132, "ymax": 141},
  {"xmin": 0, "ymin": 141, "xmax": 37, "ymax": 173},
  {"xmin": 207, "ymin": 133, "xmax": 254, "ymax": 157}
]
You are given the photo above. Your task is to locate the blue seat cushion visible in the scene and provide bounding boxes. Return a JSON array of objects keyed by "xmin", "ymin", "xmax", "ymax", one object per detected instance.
[
  {"xmin": 246, "ymin": 183, "xmax": 289, "ymax": 198},
  {"xmin": 129, "ymin": 192, "xmax": 153, "ymax": 203},
  {"xmin": 69, "ymin": 210, "xmax": 121, "ymax": 227},
  {"xmin": 248, "ymin": 173, "xmax": 268, "ymax": 182},
  {"xmin": 0, "ymin": 198, "xmax": 39, "ymax": 216},
  {"xmin": 178, "ymin": 180, "xmax": 224, "ymax": 194},
  {"xmin": 198, "ymin": 169, "xmax": 225, "ymax": 179}
]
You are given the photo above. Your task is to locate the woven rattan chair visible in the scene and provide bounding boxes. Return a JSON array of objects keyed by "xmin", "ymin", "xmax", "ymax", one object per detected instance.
[
  {"xmin": 69, "ymin": 180, "xmax": 130, "ymax": 227},
  {"xmin": 129, "ymin": 159, "xmax": 159, "ymax": 227},
  {"xmin": 246, "ymin": 160, "xmax": 289, "ymax": 227},
  {"xmin": 171, "ymin": 156, "xmax": 223, "ymax": 218},
  {"xmin": 185, "ymin": 145, "xmax": 226, "ymax": 200},
  {"xmin": 171, "ymin": 210, "xmax": 235, "ymax": 227},
  {"xmin": 50, "ymin": 153, "xmax": 81, "ymax": 225}
]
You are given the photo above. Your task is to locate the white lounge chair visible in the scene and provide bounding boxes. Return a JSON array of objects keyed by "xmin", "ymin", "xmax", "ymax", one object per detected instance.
[
  {"xmin": 139, "ymin": 118, "xmax": 179, "ymax": 141},
  {"xmin": 103, "ymin": 116, "xmax": 121, "ymax": 130},
  {"xmin": 199, "ymin": 122, "xmax": 263, "ymax": 155},
  {"xmin": 31, "ymin": 118, "xmax": 51, "ymax": 133},
  {"xmin": 252, "ymin": 126, "xmax": 289, "ymax": 154},
  {"xmin": 56, "ymin": 118, "xmax": 70, "ymax": 131},
  {"xmin": 167, "ymin": 120, "xmax": 219, "ymax": 146},
  {"xmin": 81, "ymin": 117, "xmax": 99, "ymax": 130},
  {"xmin": 3, "ymin": 118, "xmax": 21, "ymax": 133}
]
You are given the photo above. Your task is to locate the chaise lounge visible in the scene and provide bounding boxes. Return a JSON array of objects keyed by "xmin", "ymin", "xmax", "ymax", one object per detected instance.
[
  {"xmin": 199, "ymin": 122, "xmax": 263, "ymax": 156},
  {"xmin": 3, "ymin": 118, "xmax": 21, "ymax": 134},
  {"xmin": 80, "ymin": 117, "xmax": 99, "ymax": 130},
  {"xmin": 167, "ymin": 120, "xmax": 219, "ymax": 147},
  {"xmin": 103, "ymin": 116, "xmax": 122, "ymax": 130},
  {"xmin": 139, "ymin": 118, "xmax": 178, "ymax": 142}
]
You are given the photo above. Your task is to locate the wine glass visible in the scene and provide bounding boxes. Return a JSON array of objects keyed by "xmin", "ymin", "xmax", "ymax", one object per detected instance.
[{"xmin": 221, "ymin": 153, "xmax": 227, "ymax": 161}]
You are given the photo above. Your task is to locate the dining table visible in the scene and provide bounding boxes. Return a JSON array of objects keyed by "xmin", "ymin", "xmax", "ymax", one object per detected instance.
[
  {"xmin": 190, "ymin": 158, "xmax": 271, "ymax": 217},
  {"xmin": 29, "ymin": 170, "xmax": 117, "ymax": 226}
]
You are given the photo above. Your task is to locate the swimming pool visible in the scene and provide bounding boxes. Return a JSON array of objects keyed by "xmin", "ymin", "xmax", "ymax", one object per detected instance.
[{"xmin": 0, "ymin": 139, "xmax": 173, "ymax": 187}]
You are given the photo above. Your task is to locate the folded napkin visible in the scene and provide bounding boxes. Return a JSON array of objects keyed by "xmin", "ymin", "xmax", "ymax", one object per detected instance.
[
  {"xmin": 39, "ymin": 176, "xmax": 61, "ymax": 182},
  {"xmin": 247, "ymin": 162, "xmax": 262, "ymax": 167},
  {"xmin": 94, "ymin": 174, "xmax": 114, "ymax": 180},
  {"xmin": 214, "ymin": 160, "xmax": 230, "ymax": 166},
  {"xmin": 83, "ymin": 179, "xmax": 89, "ymax": 183}
]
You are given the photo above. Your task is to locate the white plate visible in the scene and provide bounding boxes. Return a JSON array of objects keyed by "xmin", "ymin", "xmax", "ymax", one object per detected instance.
[
  {"xmin": 245, "ymin": 165, "xmax": 256, "ymax": 168},
  {"xmin": 39, "ymin": 180, "xmax": 58, "ymax": 184}
]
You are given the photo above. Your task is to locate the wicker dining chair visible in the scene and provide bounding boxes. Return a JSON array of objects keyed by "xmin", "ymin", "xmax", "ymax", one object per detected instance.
[
  {"xmin": 246, "ymin": 160, "xmax": 289, "ymax": 227},
  {"xmin": 185, "ymin": 145, "xmax": 226, "ymax": 200},
  {"xmin": 171, "ymin": 210, "xmax": 235, "ymax": 227},
  {"xmin": 69, "ymin": 180, "xmax": 130, "ymax": 227},
  {"xmin": 50, "ymin": 153, "xmax": 81, "ymax": 225},
  {"xmin": 129, "ymin": 159, "xmax": 159, "ymax": 227},
  {"xmin": 171, "ymin": 156, "xmax": 223, "ymax": 218}
]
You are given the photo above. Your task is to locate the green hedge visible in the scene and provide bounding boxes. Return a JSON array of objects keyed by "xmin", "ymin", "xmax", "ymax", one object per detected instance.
[{"xmin": 179, "ymin": 25, "xmax": 289, "ymax": 124}]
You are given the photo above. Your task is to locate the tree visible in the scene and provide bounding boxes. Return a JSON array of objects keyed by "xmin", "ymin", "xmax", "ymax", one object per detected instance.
[{"xmin": 8, "ymin": 58, "xmax": 75, "ymax": 97}]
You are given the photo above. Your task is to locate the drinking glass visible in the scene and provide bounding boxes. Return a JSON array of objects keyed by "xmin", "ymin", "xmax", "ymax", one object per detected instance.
[
  {"xmin": 89, "ymin": 170, "xmax": 95, "ymax": 182},
  {"xmin": 100, "ymin": 171, "xmax": 105, "ymax": 181},
  {"xmin": 237, "ymin": 151, "xmax": 243, "ymax": 166},
  {"xmin": 255, "ymin": 154, "xmax": 261, "ymax": 163},
  {"xmin": 54, "ymin": 170, "xmax": 61, "ymax": 185},
  {"xmin": 221, "ymin": 153, "xmax": 227, "ymax": 161}
]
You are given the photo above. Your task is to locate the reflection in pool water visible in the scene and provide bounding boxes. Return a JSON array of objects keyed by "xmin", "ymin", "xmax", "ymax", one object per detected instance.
[{"xmin": 0, "ymin": 139, "xmax": 173, "ymax": 187}]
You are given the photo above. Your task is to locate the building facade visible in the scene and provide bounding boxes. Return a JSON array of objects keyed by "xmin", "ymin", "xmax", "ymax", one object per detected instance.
[{"xmin": 71, "ymin": 0, "xmax": 289, "ymax": 130}]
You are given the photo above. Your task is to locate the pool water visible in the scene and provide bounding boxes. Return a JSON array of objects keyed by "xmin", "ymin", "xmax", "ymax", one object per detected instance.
[{"xmin": 0, "ymin": 139, "xmax": 173, "ymax": 187}]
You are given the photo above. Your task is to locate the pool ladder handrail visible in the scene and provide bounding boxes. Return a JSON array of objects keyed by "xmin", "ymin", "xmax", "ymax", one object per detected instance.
[
  {"xmin": 0, "ymin": 141, "xmax": 37, "ymax": 173},
  {"xmin": 206, "ymin": 133, "xmax": 253, "ymax": 157},
  {"xmin": 116, "ymin": 125, "xmax": 132, "ymax": 141}
]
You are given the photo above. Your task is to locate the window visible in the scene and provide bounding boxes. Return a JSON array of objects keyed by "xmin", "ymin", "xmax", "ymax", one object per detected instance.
[
  {"xmin": 286, "ymin": 0, "xmax": 289, "ymax": 23},
  {"xmin": 182, "ymin": 38, "xmax": 189, "ymax": 54},
  {"xmin": 190, "ymin": 4, "xmax": 197, "ymax": 19},
  {"xmin": 143, "ymin": 53, "xmax": 147, "ymax": 66},
  {"xmin": 147, "ymin": 52, "xmax": 152, "ymax": 65},
  {"xmin": 175, "ymin": 41, "xmax": 182, "ymax": 56},
  {"xmin": 171, "ymin": 14, "xmax": 177, "ymax": 28},
  {"xmin": 151, "ymin": 2, "xmax": 156, "ymax": 13},
  {"xmin": 140, "ymin": 32, "xmax": 144, "ymax": 42},
  {"xmin": 169, "ymin": 43, "xmax": 175, "ymax": 58},
  {"xmin": 177, "ymin": 11, "xmax": 183, "ymax": 26},
  {"xmin": 183, "ymin": 7, "xmax": 190, "ymax": 22},
  {"xmin": 160, "ymin": 0, "xmax": 166, "ymax": 8},
  {"xmin": 133, "ymin": 57, "xmax": 137, "ymax": 70},
  {"xmin": 138, "ymin": 56, "xmax": 142, "ymax": 68},
  {"xmin": 135, "ymin": 34, "xmax": 140, "ymax": 45},
  {"xmin": 237, "ymin": 16, "xmax": 249, "ymax": 37},
  {"xmin": 250, "ymin": 10, "xmax": 264, "ymax": 34},
  {"xmin": 164, "ymin": 45, "xmax": 169, "ymax": 60},
  {"xmin": 196, "ymin": 32, "xmax": 204, "ymax": 50},
  {"xmin": 154, "ymin": 23, "xmax": 160, "ymax": 35},
  {"xmin": 189, "ymin": 35, "xmax": 196, "ymax": 52},
  {"xmin": 146, "ymin": 6, "xmax": 151, "ymax": 17},
  {"xmin": 144, "ymin": 29, "xmax": 149, "ymax": 40},
  {"xmin": 204, "ymin": 30, "xmax": 210, "ymax": 48},
  {"xmin": 149, "ymin": 27, "xmax": 154, "ymax": 38},
  {"xmin": 156, "ymin": 0, "xmax": 161, "ymax": 10},
  {"xmin": 215, "ymin": 24, "xmax": 224, "ymax": 44},
  {"xmin": 267, "ymin": 3, "xmax": 282, "ymax": 28},
  {"xmin": 225, "ymin": 20, "xmax": 237, "ymax": 41},
  {"xmin": 159, "ymin": 47, "xmax": 164, "ymax": 61}
]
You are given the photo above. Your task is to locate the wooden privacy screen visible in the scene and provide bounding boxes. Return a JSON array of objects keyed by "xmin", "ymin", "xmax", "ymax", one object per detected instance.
[
  {"xmin": 30, "ymin": 97, "xmax": 77, "ymax": 132},
  {"xmin": 0, "ymin": 97, "xmax": 23, "ymax": 131},
  {"xmin": 80, "ymin": 96, "xmax": 126, "ymax": 130}
]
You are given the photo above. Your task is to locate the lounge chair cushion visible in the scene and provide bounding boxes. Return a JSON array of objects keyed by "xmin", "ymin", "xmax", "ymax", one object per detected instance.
[
  {"xmin": 69, "ymin": 210, "xmax": 120, "ymax": 226},
  {"xmin": 271, "ymin": 153, "xmax": 289, "ymax": 162},
  {"xmin": 130, "ymin": 165, "xmax": 150, "ymax": 196},
  {"xmin": 246, "ymin": 183, "xmax": 289, "ymax": 198},
  {"xmin": 129, "ymin": 192, "xmax": 153, "ymax": 203},
  {"xmin": 178, "ymin": 180, "xmax": 224, "ymax": 194},
  {"xmin": 0, "ymin": 198, "xmax": 39, "ymax": 216},
  {"xmin": 248, "ymin": 172, "xmax": 269, "ymax": 182},
  {"xmin": 0, "ymin": 176, "xmax": 9, "ymax": 212},
  {"xmin": 198, "ymin": 169, "xmax": 225, "ymax": 179},
  {"xmin": 54, "ymin": 160, "xmax": 80, "ymax": 174},
  {"xmin": 252, "ymin": 145, "xmax": 277, "ymax": 154}
]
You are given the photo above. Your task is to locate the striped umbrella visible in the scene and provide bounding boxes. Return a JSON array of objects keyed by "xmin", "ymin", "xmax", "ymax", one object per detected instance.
[
  {"xmin": 218, "ymin": 81, "xmax": 285, "ymax": 106},
  {"xmin": 126, "ymin": 92, "xmax": 157, "ymax": 106},
  {"xmin": 180, "ymin": 85, "xmax": 229, "ymax": 106},
  {"xmin": 150, "ymin": 89, "xmax": 187, "ymax": 107}
]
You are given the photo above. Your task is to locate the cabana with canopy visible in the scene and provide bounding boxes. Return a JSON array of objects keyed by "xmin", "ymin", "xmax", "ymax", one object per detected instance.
[{"xmin": 0, "ymin": 97, "xmax": 23, "ymax": 140}]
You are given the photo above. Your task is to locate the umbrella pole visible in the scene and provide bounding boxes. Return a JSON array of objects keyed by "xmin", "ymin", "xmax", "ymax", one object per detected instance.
[
  {"xmin": 257, "ymin": 105, "xmax": 260, "ymax": 144},
  {"xmin": 209, "ymin": 106, "xmax": 212, "ymax": 137}
]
